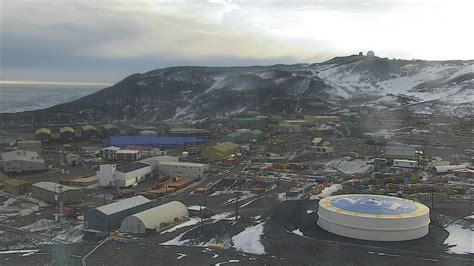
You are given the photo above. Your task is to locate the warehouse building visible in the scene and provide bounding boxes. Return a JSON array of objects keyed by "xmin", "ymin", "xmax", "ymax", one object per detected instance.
[
  {"xmin": 3, "ymin": 179, "xmax": 31, "ymax": 195},
  {"xmin": 126, "ymin": 145, "xmax": 163, "ymax": 157},
  {"xmin": 278, "ymin": 123, "xmax": 302, "ymax": 133},
  {"xmin": 318, "ymin": 194, "xmax": 430, "ymax": 241},
  {"xmin": 385, "ymin": 145, "xmax": 417, "ymax": 160},
  {"xmin": 99, "ymin": 146, "xmax": 121, "ymax": 161},
  {"xmin": 97, "ymin": 162, "xmax": 152, "ymax": 187},
  {"xmin": 168, "ymin": 128, "xmax": 211, "ymax": 136},
  {"xmin": 109, "ymin": 136, "xmax": 205, "ymax": 149},
  {"xmin": 432, "ymin": 165, "xmax": 467, "ymax": 175},
  {"xmin": 114, "ymin": 150, "xmax": 142, "ymax": 161},
  {"xmin": 304, "ymin": 115, "xmax": 341, "ymax": 123},
  {"xmin": 35, "ymin": 128, "xmax": 51, "ymax": 141},
  {"xmin": 224, "ymin": 130, "xmax": 264, "ymax": 144},
  {"xmin": 120, "ymin": 201, "xmax": 188, "ymax": 234},
  {"xmin": 100, "ymin": 124, "xmax": 120, "ymax": 137},
  {"xmin": 84, "ymin": 195, "xmax": 153, "ymax": 232},
  {"xmin": 65, "ymin": 154, "xmax": 81, "ymax": 166},
  {"xmin": 82, "ymin": 125, "xmax": 98, "ymax": 139},
  {"xmin": 201, "ymin": 142, "xmax": 239, "ymax": 161},
  {"xmin": 140, "ymin": 155, "xmax": 178, "ymax": 170},
  {"xmin": 31, "ymin": 182, "xmax": 80, "ymax": 204},
  {"xmin": 60, "ymin": 127, "xmax": 75, "ymax": 142},
  {"xmin": 17, "ymin": 140, "xmax": 42, "ymax": 151},
  {"xmin": 158, "ymin": 161, "xmax": 209, "ymax": 179},
  {"xmin": 1, "ymin": 150, "xmax": 46, "ymax": 173}
]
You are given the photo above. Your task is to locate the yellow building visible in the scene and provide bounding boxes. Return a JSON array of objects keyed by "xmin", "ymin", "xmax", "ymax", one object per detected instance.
[{"xmin": 201, "ymin": 142, "xmax": 240, "ymax": 161}]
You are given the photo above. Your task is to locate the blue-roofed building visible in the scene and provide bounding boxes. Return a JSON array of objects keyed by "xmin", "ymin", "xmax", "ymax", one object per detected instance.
[{"xmin": 109, "ymin": 136, "xmax": 206, "ymax": 149}]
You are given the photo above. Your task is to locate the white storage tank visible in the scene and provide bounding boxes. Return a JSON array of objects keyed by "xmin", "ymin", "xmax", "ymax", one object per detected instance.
[
  {"xmin": 120, "ymin": 201, "xmax": 188, "ymax": 234},
  {"xmin": 318, "ymin": 194, "xmax": 430, "ymax": 241}
]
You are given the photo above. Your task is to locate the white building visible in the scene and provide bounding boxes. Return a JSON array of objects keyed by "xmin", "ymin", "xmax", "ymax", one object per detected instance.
[
  {"xmin": 114, "ymin": 150, "xmax": 141, "ymax": 161},
  {"xmin": 99, "ymin": 146, "xmax": 121, "ymax": 160},
  {"xmin": 139, "ymin": 155, "xmax": 179, "ymax": 171},
  {"xmin": 65, "ymin": 154, "xmax": 81, "ymax": 166},
  {"xmin": 157, "ymin": 161, "xmax": 209, "ymax": 179},
  {"xmin": 17, "ymin": 140, "xmax": 42, "ymax": 151},
  {"xmin": 393, "ymin": 159, "xmax": 418, "ymax": 169},
  {"xmin": 97, "ymin": 162, "xmax": 152, "ymax": 187},
  {"xmin": 120, "ymin": 201, "xmax": 188, "ymax": 234},
  {"xmin": 318, "ymin": 194, "xmax": 429, "ymax": 241},
  {"xmin": 1, "ymin": 150, "xmax": 45, "ymax": 173}
]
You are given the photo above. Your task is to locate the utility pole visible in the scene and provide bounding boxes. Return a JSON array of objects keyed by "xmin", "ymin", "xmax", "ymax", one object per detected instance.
[
  {"xmin": 235, "ymin": 194, "xmax": 239, "ymax": 221},
  {"xmin": 199, "ymin": 201, "xmax": 204, "ymax": 236},
  {"xmin": 431, "ymin": 189, "xmax": 435, "ymax": 211}
]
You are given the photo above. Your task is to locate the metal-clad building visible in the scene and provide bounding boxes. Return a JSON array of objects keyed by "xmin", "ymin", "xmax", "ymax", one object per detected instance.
[
  {"xmin": 120, "ymin": 201, "xmax": 188, "ymax": 234},
  {"xmin": 109, "ymin": 136, "xmax": 205, "ymax": 149},
  {"xmin": 31, "ymin": 182, "xmax": 80, "ymax": 204},
  {"xmin": 201, "ymin": 142, "xmax": 239, "ymax": 161},
  {"xmin": 385, "ymin": 145, "xmax": 417, "ymax": 160},
  {"xmin": 1, "ymin": 150, "xmax": 45, "ymax": 173},
  {"xmin": 17, "ymin": 140, "xmax": 42, "ymax": 151},
  {"xmin": 84, "ymin": 195, "xmax": 153, "ymax": 232},
  {"xmin": 35, "ymin": 128, "xmax": 51, "ymax": 141},
  {"xmin": 60, "ymin": 127, "xmax": 75, "ymax": 142},
  {"xmin": 82, "ymin": 125, "xmax": 98, "ymax": 139},
  {"xmin": 3, "ymin": 179, "xmax": 31, "ymax": 195},
  {"xmin": 100, "ymin": 124, "xmax": 120, "ymax": 137}
]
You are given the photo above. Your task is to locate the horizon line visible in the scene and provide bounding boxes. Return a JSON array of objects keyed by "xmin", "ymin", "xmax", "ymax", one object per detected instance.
[{"xmin": 0, "ymin": 80, "xmax": 113, "ymax": 86}]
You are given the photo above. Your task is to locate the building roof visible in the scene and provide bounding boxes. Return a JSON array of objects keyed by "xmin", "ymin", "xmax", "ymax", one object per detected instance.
[
  {"xmin": 213, "ymin": 142, "xmax": 239, "ymax": 152},
  {"xmin": 4, "ymin": 179, "xmax": 31, "ymax": 186},
  {"xmin": 129, "ymin": 201, "xmax": 188, "ymax": 229},
  {"xmin": 109, "ymin": 136, "xmax": 205, "ymax": 147},
  {"xmin": 96, "ymin": 195, "xmax": 151, "ymax": 216},
  {"xmin": 115, "ymin": 150, "xmax": 140, "ymax": 154},
  {"xmin": 82, "ymin": 125, "xmax": 98, "ymax": 131},
  {"xmin": 35, "ymin": 128, "xmax": 51, "ymax": 135},
  {"xmin": 116, "ymin": 162, "xmax": 150, "ymax": 173},
  {"xmin": 159, "ymin": 161, "xmax": 208, "ymax": 168},
  {"xmin": 102, "ymin": 124, "xmax": 119, "ymax": 130},
  {"xmin": 60, "ymin": 127, "xmax": 75, "ymax": 133},
  {"xmin": 33, "ymin": 181, "xmax": 77, "ymax": 192},
  {"xmin": 312, "ymin": 138, "xmax": 323, "ymax": 144},
  {"xmin": 100, "ymin": 146, "xmax": 121, "ymax": 151},
  {"xmin": 126, "ymin": 145, "xmax": 157, "ymax": 151},
  {"xmin": 1, "ymin": 150, "xmax": 44, "ymax": 163}
]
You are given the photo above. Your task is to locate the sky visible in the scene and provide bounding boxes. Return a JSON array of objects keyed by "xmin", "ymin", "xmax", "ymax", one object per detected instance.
[{"xmin": 1, "ymin": 0, "xmax": 473, "ymax": 84}]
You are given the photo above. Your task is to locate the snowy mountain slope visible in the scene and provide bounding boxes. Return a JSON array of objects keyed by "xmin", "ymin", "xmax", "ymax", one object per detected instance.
[{"xmin": 0, "ymin": 55, "xmax": 472, "ymax": 125}]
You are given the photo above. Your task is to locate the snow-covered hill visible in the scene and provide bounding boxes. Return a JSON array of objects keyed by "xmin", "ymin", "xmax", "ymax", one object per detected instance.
[{"xmin": 0, "ymin": 55, "xmax": 472, "ymax": 125}]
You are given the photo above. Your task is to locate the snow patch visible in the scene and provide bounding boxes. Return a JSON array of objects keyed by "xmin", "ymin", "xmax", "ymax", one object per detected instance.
[
  {"xmin": 232, "ymin": 222, "xmax": 266, "ymax": 255},
  {"xmin": 310, "ymin": 183, "xmax": 342, "ymax": 200},
  {"xmin": 443, "ymin": 224, "xmax": 473, "ymax": 254},
  {"xmin": 292, "ymin": 229, "xmax": 304, "ymax": 236}
]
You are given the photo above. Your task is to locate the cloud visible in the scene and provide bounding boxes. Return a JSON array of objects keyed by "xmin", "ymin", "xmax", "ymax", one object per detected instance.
[{"xmin": 1, "ymin": 0, "xmax": 473, "ymax": 82}]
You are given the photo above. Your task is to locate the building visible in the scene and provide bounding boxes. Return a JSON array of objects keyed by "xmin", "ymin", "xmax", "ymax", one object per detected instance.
[
  {"xmin": 31, "ymin": 182, "xmax": 80, "ymax": 204},
  {"xmin": 318, "ymin": 194, "xmax": 429, "ymax": 241},
  {"xmin": 109, "ymin": 136, "xmax": 205, "ymax": 149},
  {"xmin": 82, "ymin": 125, "xmax": 98, "ymax": 139},
  {"xmin": 168, "ymin": 128, "xmax": 211, "ymax": 136},
  {"xmin": 385, "ymin": 145, "xmax": 417, "ymax": 160},
  {"xmin": 363, "ymin": 130, "xmax": 395, "ymax": 140},
  {"xmin": 99, "ymin": 146, "xmax": 121, "ymax": 161},
  {"xmin": 432, "ymin": 165, "xmax": 467, "ymax": 175},
  {"xmin": 311, "ymin": 138, "xmax": 323, "ymax": 146},
  {"xmin": 84, "ymin": 195, "xmax": 153, "ymax": 232},
  {"xmin": 80, "ymin": 146, "xmax": 102, "ymax": 154},
  {"xmin": 139, "ymin": 130, "xmax": 157, "ymax": 137},
  {"xmin": 158, "ymin": 161, "xmax": 209, "ymax": 179},
  {"xmin": 1, "ymin": 150, "xmax": 45, "ymax": 173},
  {"xmin": 4, "ymin": 179, "xmax": 31, "ymax": 195},
  {"xmin": 201, "ymin": 142, "xmax": 240, "ymax": 162},
  {"xmin": 97, "ymin": 162, "xmax": 152, "ymax": 187},
  {"xmin": 393, "ymin": 159, "xmax": 418, "ymax": 168},
  {"xmin": 139, "ymin": 155, "xmax": 178, "ymax": 170},
  {"xmin": 114, "ymin": 150, "xmax": 142, "ymax": 161},
  {"xmin": 304, "ymin": 115, "xmax": 341, "ymax": 123},
  {"xmin": 59, "ymin": 127, "xmax": 75, "ymax": 142},
  {"xmin": 35, "ymin": 128, "xmax": 51, "ymax": 141},
  {"xmin": 278, "ymin": 123, "xmax": 302, "ymax": 133},
  {"xmin": 17, "ymin": 140, "xmax": 42, "ymax": 151},
  {"xmin": 120, "ymin": 201, "xmax": 188, "ymax": 234},
  {"xmin": 100, "ymin": 124, "xmax": 120, "ymax": 137},
  {"xmin": 65, "ymin": 154, "xmax": 81, "ymax": 166},
  {"xmin": 126, "ymin": 145, "xmax": 163, "ymax": 157}
]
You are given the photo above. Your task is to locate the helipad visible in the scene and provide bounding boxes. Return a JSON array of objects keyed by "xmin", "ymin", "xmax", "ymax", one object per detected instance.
[{"xmin": 318, "ymin": 194, "xmax": 430, "ymax": 241}]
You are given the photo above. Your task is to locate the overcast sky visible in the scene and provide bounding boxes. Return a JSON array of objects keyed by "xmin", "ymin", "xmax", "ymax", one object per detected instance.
[{"xmin": 1, "ymin": 0, "xmax": 473, "ymax": 83}]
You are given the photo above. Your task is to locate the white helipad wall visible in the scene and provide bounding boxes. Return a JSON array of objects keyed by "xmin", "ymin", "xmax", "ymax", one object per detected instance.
[{"xmin": 317, "ymin": 194, "xmax": 430, "ymax": 241}]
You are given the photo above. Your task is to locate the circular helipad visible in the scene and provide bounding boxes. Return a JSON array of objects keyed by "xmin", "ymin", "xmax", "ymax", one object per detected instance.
[{"xmin": 317, "ymin": 194, "xmax": 430, "ymax": 241}]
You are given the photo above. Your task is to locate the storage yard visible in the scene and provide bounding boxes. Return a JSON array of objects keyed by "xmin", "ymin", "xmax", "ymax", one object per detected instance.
[{"xmin": 0, "ymin": 114, "xmax": 473, "ymax": 265}]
